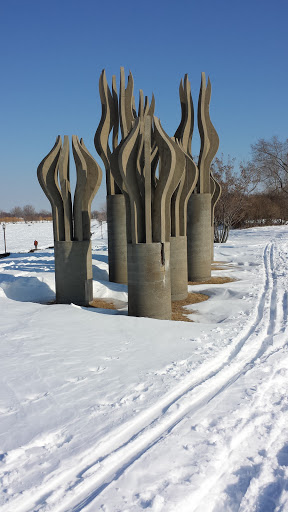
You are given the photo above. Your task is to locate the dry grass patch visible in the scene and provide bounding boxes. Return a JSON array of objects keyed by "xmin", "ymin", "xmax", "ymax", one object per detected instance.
[
  {"xmin": 0, "ymin": 216, "xmax": 23, "ymax": 223},
  {"xmin": 212, "ymin": 262, "xmax": 236, "ymax": 271},
  {"xmin": 189, "ymin": 276, "xmax": 237, "ymax": 285},
  {"xmin": 89, "ymin": 298, "xmax": 116, "ymax": 310},
  {"xmin": 211, "ymin": 266, "xmax": 231, "ymax": 270},
  {"xmin": 46, "ymin": 298, "xmax": 117, "ymax": 309},
  {"xmin": 172, "ymin": 292, "xmax": 209, "ymax": 322}
]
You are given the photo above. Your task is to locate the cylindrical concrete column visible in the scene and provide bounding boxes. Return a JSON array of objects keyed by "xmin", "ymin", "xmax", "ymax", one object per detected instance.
[
  {"xmin": 127, "ymin": 242, "xmax": 171, "ymax": 319},
  {"xmin": 211, "ymin": 225, "xmax": 214, "ymax": 261},
  {"xmin": 187, "ymin": 193, "xmax": 211, "ymax": 281},
  {"xmin": 107, "ymin": 194, "xmax": 127, "ymax": 284},
  {"xmin": 170, "ymin": 236, "xmax": 188, "ymax": 301},
  {"xmin": 54, "ymin": 240, "xmax": 93, "ymax": 306}
]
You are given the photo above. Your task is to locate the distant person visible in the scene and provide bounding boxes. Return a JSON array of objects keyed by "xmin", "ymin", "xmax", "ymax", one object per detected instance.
[{"xmin": 34, "ymin": 240, "xmax": 38, "ymax": 250}]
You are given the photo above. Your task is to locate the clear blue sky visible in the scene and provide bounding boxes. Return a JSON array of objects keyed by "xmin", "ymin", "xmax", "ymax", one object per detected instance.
[{"xmin": 1, "ymin": 0, "xmax": 287, "ymax": 212}]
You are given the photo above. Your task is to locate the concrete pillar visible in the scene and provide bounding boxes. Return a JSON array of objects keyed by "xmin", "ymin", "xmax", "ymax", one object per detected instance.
[
  {"xmin": 127, "ymin": 242, "xmax": 171, "ymax": 319},
  {"xmin": 170, "ymin": 236, "xmax": 188, "ymax": 301},
  {"xmin": 54, "ymin": 241, "xmax": 93, "ymax": 306},
  {"xmin": 187, "ymin": 193, "xmax": 211, "ymax": 281},
  {"xmin": 107, "ymin": 194, "xmax": 127, "ymax": 284},
  {"xmin": 211, "ymin": 226, "xmax": 214, "ymax": 263},
  {"xmin": 211, "ymin": 225, "xmax": 214, "ymax": 261}
]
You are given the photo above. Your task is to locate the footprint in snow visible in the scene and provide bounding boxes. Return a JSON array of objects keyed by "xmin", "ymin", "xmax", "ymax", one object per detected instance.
[
  {"xmin": 2, "ymin": 429, "xmax": 73, "ymax": 465},
  {"xmin": 66, "ymin": 376, "xmax": 87, "ymax": 383},
  {"xmin": 119, "ymin": 383, "xmax": 153, "ymax": 405},
  {"xmin": 89, "ymin": 366, "xmax": 107, "ymax": 374},
  {"xmin": 23, "ymin": 392, "xmax": 49, "ymax": 404},
  {"xmin": 134, "ymin": 382, "xmax": 152, "ymax": 392}
]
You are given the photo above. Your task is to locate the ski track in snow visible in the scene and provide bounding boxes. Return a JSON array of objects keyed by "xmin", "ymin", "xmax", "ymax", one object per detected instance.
[
  {"xmin": 178, "ymin": 235, "xmax": 288, "ymax": 512},
  {"xmin": 1, "ymin": 227, "xmax": 288, "ymax": 511}
]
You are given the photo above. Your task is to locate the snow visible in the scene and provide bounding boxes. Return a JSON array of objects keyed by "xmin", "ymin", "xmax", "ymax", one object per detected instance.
[{"xmin": 0, "ymin": 222, "xmax": 288, "ymax": 511}]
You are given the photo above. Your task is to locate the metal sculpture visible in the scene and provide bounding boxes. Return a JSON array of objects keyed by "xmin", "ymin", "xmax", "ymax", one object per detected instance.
[
  {"xmin": 95, "ymin": 67, "xmax": 155, "ymax": 284},
  {"xmin": 106, "ymin": 110, "xmax": 185, "ymax": 319},
  {"xmin": 172, "ymin": 74, "xmax": 198, "ymax": 299},
  {"xmin": 95, "ymin": 70, "xmax": 127, "ymax": 284},
  {"xmin": 187, "ymin": 72, "xmax": 220, "ymax": 281},
  {"xmin": 37, "ymin": 136, "xmax": 102, "ymax": 305}
]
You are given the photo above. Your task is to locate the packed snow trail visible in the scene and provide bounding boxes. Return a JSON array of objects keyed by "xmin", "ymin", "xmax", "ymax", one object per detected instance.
[{"xmin": 0, "ymin": 225, "xmax": 288, "ymax": 511}]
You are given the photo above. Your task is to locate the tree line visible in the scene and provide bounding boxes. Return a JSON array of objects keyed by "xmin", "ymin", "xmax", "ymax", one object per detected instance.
[
  {"xmin": 213, "ymin": 136, "xmax": 288, "ymax": 241},
  {"xmin": 0, "ymin": 205, "xmax": 108, "ymax": 223},
  {"xmin": 0, "ymin": 205, "xmax": 52, "ymax": 222}
]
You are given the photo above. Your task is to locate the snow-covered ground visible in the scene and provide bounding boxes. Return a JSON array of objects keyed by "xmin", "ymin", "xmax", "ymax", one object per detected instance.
[{"xmin": 0, "ymin": 221, "xmax": 288, "ymax": 512}]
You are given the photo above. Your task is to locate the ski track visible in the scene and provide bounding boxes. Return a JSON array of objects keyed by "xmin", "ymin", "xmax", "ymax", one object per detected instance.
[
  {"xmin": 182, "ymin": 237, "xmax": 288, "ymax": 512},
  {"xmin": 2, "ymin": 232, "xmax": 287, "ymax": 512}
]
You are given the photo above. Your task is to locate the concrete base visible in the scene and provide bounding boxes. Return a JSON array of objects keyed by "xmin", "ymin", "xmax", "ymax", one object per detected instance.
[
  {"xmin": 170, "ymin": 236, "xmax": 188, "ymax": 301},
  {"xmin": 127, "ymin": 242, "xmax": 171, "ymax": 319},
  {"xmin": 187, "ymin": 193, "xmax": 211, "ymax": 281},
  {"xmin": 107, "ymin": 194, "xmax": 127, "ymax": 284},
  {"xmin": 54, "ymin": 241, "xmax": 93, "ymax": 306}
]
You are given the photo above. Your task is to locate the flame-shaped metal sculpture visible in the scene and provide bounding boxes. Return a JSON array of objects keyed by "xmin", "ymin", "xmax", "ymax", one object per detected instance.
[
  {"xmin": 106, "ymin": 112, "xmax": 185, "ymax": 319},
  {"xmin": 95, "ymin": 67, "xmax": 155, "ymax": 284},
  {"xmin": 187, "ymin": 72, "xmax": 220, "ymax": 281},
  {"xmin": 94, "ymin": 70, "xmax": 126, "ymax": 284},
  {"xmin": 197, "ymin": 74, "xmax": 220, "ymax": 194},
  {"xmin": 37, "ymin": 136, "xmax": 102, "ymax": 305},
  {"xmin": 172, "ymin": 74, "xmax": 198, "ymax": 299},
  {"xmin": 117, "ymin": 116, "xmax": 185, "ymax": 243}
]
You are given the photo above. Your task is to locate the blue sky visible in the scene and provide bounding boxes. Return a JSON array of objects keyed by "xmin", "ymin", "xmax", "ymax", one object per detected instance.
[{"xmin": 1, "ymin": 0, "xmax": 287, "ymax": 212}]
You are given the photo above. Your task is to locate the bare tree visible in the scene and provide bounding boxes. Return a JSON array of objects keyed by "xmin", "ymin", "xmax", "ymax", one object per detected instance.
[
  {"xmin": 91, "ymin": 207, "xmax": 107, "ymax": 223},
  {"xmin": 22, "ymin": 204, "xmax": 36, "ymax": 221},
  {"xmin": 91, "ymin": 207, "xmax": 107, "ymax": 239},
  {"xmin": 250, "ymin": 136, "xmax": 288, "ymax": 195},
  {"xmin": 38, "ymin": 209, "xmax": 51, "ymax": 220},
  {"xmin": 212, "ymin": 154, "xmax": 259, "ymax": 242},
  {"xmin": 10, "ymin": 206, "xmax": 23, "ymax": 218}
]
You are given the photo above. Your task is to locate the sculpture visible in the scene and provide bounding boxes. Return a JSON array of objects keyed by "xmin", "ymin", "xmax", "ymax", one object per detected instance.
[
  {"xmin": 106, "ymin": 109, "xmax": 185, "ymax": 319},
  {"xmin": 95, "ymin": 70, "xmax": 127, "ymax": 284},
  {"xmin": 95, "ymin": 68, "xmax": 155, "ymax": 284},
  {"xmin": 172, "ymin": 75, "xmax": 198, "ymax": 299},
  {"xmin": 95, "ymin": 68, "xmax": 219, "ymax": 316},
  {"xmin": 37, "ymin": 136, "xmax": 102, "ymax": 305},
  {"xmin": 187, "ymin": 72, "xmax": 219, "ymax": 281},
  {"xmin": 36, "ymin": 69, "xmax": 219, "ymax": 320}
]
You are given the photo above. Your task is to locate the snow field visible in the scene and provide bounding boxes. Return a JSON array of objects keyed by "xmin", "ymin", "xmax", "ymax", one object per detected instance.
[{"xmin": 0, "ymin": 222, "xmax": 288, "ymax": 511}]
